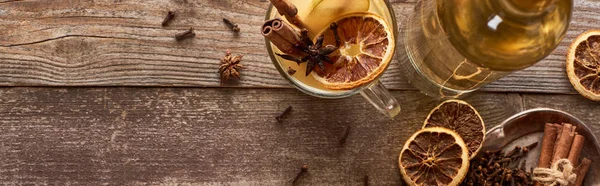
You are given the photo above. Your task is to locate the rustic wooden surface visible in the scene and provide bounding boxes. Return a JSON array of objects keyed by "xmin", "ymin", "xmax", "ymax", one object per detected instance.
[
  {"xmin": 1, "ymin": 0, "xmax": 600, "ymax": 185},
  {"xmin": 2, "ymin": 87, "xmax": 599, "ymax": 185},
  {"xmin": 0, "ymin": 0, "xmax": 598, "ymax": 93}
]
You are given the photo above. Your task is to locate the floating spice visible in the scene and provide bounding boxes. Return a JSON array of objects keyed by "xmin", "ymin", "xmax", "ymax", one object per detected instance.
[
  {"xmin": 268, "ymin": 0, "xmax": 306, "ymax": 29},
  {"xmin": 287, "ymin": 67, "xmax": 296, "ymax": 75},
  {"xmin": 219, "ymin": 50, "xmax": 243, "ymax": 84},
  {"xmin": 262, "ymin": 18, "xmax": 304, "ymax": 57}
]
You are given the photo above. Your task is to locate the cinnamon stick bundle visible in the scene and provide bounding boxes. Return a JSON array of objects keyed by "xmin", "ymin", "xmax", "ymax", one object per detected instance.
[
  {"xmin": 534, "ymin": 124, "xmax": 560, "ymax": 186},
  {"xmin": 535, "ymin": 123, "xmax": 591, "ymax": 186},
  {"xmin": 269, "ymin": 0, "xmax": 306, "ymax": 29},
  {"xmin": 262, "ymin": 18, "xmax": 304, "ymax": 57}
]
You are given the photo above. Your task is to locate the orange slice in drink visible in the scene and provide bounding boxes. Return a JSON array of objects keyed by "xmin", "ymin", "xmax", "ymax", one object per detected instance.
[
  {"xmin": 312, "ymin": 13, "xmax": 394, "ymax": 90},
  {"xmin": 566, "ymin": 30, "xmax": 600, "ymax": 101}
]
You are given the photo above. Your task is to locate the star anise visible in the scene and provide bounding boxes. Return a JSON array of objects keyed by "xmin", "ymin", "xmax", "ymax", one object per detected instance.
[
  {"xmin": 219, "ymin": 50, "xmax": 243, "ymax": 84},
  {"xmin": 276, "ymin": 23, "xmax": 341, "ymax": 76}
]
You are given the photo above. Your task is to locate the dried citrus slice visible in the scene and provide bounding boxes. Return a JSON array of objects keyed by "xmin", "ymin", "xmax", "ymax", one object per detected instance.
[
  {"xmin": 566, "ymin": 30, "xmax": 600, "ymax": 101},
  {"xmin": 312, "ymin": 12, "xmax": 394, "ymax": 90},
  {"xmin": 423, "ymin": 100, "xmax": 485, "ymax": 159},
  {"xmin": 399, "ymin": 127, "xmax": 469, "ymax": 186}
]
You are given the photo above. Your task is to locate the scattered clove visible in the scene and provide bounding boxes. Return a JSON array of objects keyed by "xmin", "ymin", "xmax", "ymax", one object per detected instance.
[
  {"xmin": 292, "ymin": 164, "xmax": 308, "ymax": 184},
  {"xmin": 162, "ymin": 11, "xmax": 175, "ymax": 26},
  {"xmin": 364, "ymin": 175, "xmax": 369, "ymax": 186},
  {"xmin": 276, "ymin": 106, "xmax": 293, "ymax": 122},
  {"xmin": 175, "ymin": 27, "xmax": 195, "ymax": 41},
  {"xmin": 339, "ymin": 126, "xmax": 352, "ymax": 146},
  {"xmin": 223, "ymin": 18, "xmax": 240, "ymax": 33}
]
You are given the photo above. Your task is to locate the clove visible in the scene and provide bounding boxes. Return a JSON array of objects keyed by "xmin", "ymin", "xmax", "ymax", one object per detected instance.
[
  {"xmin": 339, "ymin": 126, "xmax": 352, "ymax": 146},
  {"xmin": 462, "ymin": 142, "xmax": 538, "ymax": 186},
  {"xmin": 364, "ymin": 175, "xmax": 369, "ymax": 186},
  {"xmin": 276, "ymin": 106, "xmax": 293, "ymax": 122},
  {"xmin": 175, "ymin": 28, "xmax": 195, "ymax": 41},
  {"xmin": 292, "ymin": 164, "xmax": 308, "ymax": 184},
  {"xmin": 287, "ymin": 67, "xmax": 297, "ymax": 75},
  {"xmin": 162, "ymin": 11, "xmax": 175, "ymax": 26},
  {"xmin": 505, "ymin": 146, "xmax": 521, "ymax": 157},
  {"xmin": 330, "ymin": 22, "xmax": 341, "ymax": 47},
  {"xmin": 223, "ymin": 18, "xmax": 240, "ymax": 33}
]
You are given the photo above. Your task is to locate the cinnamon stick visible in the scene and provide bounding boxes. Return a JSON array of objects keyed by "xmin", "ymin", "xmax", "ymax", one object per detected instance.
[
  {"xmin": 262, "ymin": 18, "xmax": 304, "ymax": 57},
  {"xmin": 567, "ymin": 134, "xmax": 585, "ymax": 167},
  {"xmin": 538, "ymin": 123, "xmax": 559, "ymax": 169},
  {"xmin": 574, "ymin": 158, "xmax": 591, "ymax": 186},
  {"xmin": 269, "ymin": 0, "xmax": 306, "ymax": 29},
  {"xmin": 551, "ymin": 123, "xmax": 576, "ymax": 164},
  {"xmin": 533, "ymin": 123, "xmax": 560, "ymax": 186}
]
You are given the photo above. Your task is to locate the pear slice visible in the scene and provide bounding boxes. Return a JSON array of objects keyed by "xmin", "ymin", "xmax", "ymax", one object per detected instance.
[{"xmin": 302, "ymin": 0, "xmax": 370, "ymax": 34}]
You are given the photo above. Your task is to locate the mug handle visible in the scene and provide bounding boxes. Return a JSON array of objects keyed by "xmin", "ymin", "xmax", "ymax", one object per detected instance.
[{"xmin": 360, "ymin": 81, "xmax": 401, "ymax": 118}]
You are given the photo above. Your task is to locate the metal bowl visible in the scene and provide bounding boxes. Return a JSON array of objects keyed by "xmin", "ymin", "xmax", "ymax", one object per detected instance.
[{"xmin": 482, "ymin": 108, "xmax": 600, "ymax": 185}]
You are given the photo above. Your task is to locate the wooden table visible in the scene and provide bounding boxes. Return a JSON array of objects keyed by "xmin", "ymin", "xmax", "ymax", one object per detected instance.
[{"xmin": 0, "ymin": 0, "xmax": 598, "ymax": 185}]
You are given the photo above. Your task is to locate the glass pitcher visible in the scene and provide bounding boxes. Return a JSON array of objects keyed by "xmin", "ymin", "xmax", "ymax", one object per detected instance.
[{"xmin": 397, "ymin": 0, "xmax": 572, "ymax": 98}]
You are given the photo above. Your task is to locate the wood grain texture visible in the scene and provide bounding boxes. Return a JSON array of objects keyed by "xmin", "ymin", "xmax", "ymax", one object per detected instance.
[
  {"xmin": 0, "ymin": 87, "xmax": 525, "ymax": 185},
  {"xmin": 0, "ymin": 0, "xmax": 598, "ymax": 94}
]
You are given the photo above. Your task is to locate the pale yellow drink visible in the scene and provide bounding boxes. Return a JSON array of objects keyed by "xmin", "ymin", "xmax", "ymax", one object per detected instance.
[
  {"xmin": 267, "ymin": 0, "xmax": 395, "ymax": 94},
  {"xmin": 400, "ymin": 0, "xmax": 572, "ymax": 97}
]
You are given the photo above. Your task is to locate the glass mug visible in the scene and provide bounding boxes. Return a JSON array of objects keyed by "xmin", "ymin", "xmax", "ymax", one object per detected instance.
[{"xmin": 264, "ymin": 0, "xmax": 401, "ymax": 118}]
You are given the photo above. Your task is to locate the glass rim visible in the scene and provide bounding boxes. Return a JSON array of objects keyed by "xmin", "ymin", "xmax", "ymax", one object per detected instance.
[{"xmin": 264, "ymin": 0, "xmax": 399, "ymax": 99}]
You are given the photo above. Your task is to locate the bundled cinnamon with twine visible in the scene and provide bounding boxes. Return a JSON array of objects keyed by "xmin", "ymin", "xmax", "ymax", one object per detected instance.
[
  {"xmin": 269, "ymin": 0, "xmax": 306, "ymax": 29},
  {"xmin": 533, "ymin": 123, "xmax": 591, "ymax": 186},
  {"xmin": 262, "ymin": 18, "xmax": 305, "ymax": 57}
]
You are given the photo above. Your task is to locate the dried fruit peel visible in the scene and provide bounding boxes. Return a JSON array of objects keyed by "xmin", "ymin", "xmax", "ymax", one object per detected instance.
[
  {"xmin": 566, "ymin": 30, "xmax": 600, "ymax": 101},
  {"xmin": 399, "ymin": 127, "xmax": 470, "ymax": 186},
  {"xmin": 422, "ymin": 99, "xmax": 486, "ymax": 159}
]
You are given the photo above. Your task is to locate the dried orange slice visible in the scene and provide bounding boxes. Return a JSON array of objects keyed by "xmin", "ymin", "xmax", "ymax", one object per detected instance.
[
  {"xmin": 423, "ymin": 100, "xmax": 485, "ymax": 159},
  {"xmin": 566, "ymin": 30, "xmax": 600, "ymax": 101},
  {"xmin": 399, "ymin": 127, "xmax": 469, "ymax": 186},
  {"xmin": 312, "ymin": 12, "xmax": 394, "ymax": 90}
]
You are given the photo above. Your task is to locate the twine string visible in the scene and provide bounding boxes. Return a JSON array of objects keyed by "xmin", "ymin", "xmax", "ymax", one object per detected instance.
[{"xmin": 533, "ymin": 159, "xmax": 577, "ymax": 186}]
